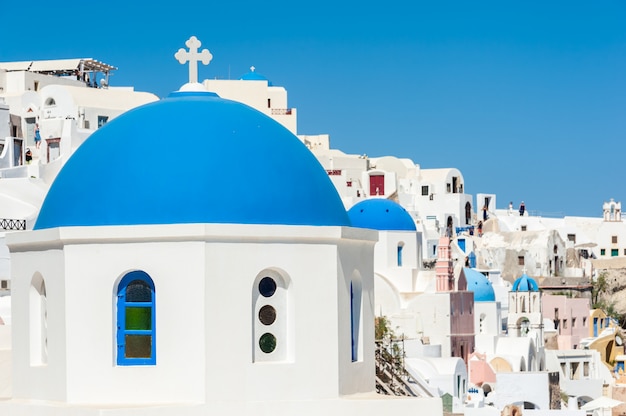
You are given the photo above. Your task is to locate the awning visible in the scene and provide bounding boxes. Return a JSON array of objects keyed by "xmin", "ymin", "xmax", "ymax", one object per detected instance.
[
  {"xmin": 0, "ymin": 58, "xmax": 117, "ymax": 75},
  {"xmin": 0, "ymin": 61, "xmax": 32, "ymax": 71}
]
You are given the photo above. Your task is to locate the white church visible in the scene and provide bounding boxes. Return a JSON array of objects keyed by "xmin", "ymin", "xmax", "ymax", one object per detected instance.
[{"xmin": 0, "ymin": 37, "xmax": 443, "ymax": 415}]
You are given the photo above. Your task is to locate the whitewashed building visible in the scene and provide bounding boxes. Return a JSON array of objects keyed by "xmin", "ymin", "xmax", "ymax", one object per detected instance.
[{"xmin": 0, "ymin": 58, "xmax": 158, "ymax": 291}]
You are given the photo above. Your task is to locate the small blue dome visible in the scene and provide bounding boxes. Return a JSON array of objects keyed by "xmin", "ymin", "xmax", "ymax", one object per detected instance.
[
  {"xmin": 512, "ymin": 273, "xmax": 539, "ymax": 292},
  {"xmin": 35, "ymin": 91, "xmax": 349, "ymax": 229},
  {"xmin": 240, "ymin": 68, "xmax": 271, "ymax": 85},
  {"xmin": 347, "ymin": 199, "xmax": 416, "ymax": 231},
  {"xmin": 463, "ymin": 268, "xmax": 495, "ymax": 302}
]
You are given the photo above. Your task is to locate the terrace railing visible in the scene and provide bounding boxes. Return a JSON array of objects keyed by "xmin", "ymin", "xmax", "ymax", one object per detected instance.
[{"xmin": 0, "ymin": 218, "xmax": 26, "ymax": 231}]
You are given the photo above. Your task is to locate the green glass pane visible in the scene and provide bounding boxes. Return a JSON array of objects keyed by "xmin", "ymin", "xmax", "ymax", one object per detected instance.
[
  {"xmin": 259, "ymin": 333, "xmax": 276, "ymax": 353},
  {"xmin": 125, "ymin": 335, "xmax": 152, "ymax": 358},
  {"xmin": 126, "ymin": 307, "xmax": 152, "ymax": 330}
]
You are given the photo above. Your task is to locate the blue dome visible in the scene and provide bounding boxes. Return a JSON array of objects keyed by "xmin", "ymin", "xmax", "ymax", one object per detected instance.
[
  {"xmin": 35, "ymin": 91, "xmax": 349, "ymax": 229},
  {"xmin": 347, "ymin": 199, "xmax": 416, "ymax": 231},
  {"xmin": 463, "ymin": 268, "xmax": 496, "ymax": 302},
  {"xmin": 240, "ymin": 70, "xmax": 271, "ymax": 84},
  {"xmin": 512, "ymin": 273, "xmax": 539, "ymax": 292}
]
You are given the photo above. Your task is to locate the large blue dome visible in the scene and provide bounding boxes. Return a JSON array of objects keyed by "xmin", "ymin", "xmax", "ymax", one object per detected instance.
[
  {"xmin": 35, "ymin": 90, "xmax": 349, "ymax": 229},
  {"xmin": 463, "ymin": 268, "xmax": 496, "ymax": 302},
  {"xmin": 512, "ymin": 273, "xmax": 539, "ymax": 292},
  {"xmin": 347, "ymin": 199, "xmax": 416, "ymax": 231}
]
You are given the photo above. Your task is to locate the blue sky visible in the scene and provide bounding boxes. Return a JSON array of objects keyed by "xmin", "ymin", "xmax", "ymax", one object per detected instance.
[{"xmin": 2, "ymin": 1, "xmax": 624, "ymax": 217}]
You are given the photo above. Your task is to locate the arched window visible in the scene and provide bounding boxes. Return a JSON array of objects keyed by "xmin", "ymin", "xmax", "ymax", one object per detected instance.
[
  {"xmin": 30, "ymin": 274, "xmax": 47, "ymax": 366},
  {"xmin": 117, "ymin": 271, "xmax": 155, "ymax": 365},
  {"xmin": 518, "ymin": 317, "xmax": 530, "ymax": 337},
  {"xmin": 44, "ymin": 97, "xmax": 56, "ymax": 106},
  {"xmin": 351, "ymin": 274, "xmax": 363, "ymax": 362},
  {"xmin": 253, "ymin": 269, "xmax": 291, "ymax": 363},
  {"xmin": 397, "ymin": 242, "xmax": 404, "ymax": 266}
]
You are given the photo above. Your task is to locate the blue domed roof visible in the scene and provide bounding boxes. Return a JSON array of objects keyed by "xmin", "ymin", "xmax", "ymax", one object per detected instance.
[
  {"xmin": 463, "ymin": 268, "xmax": 496, "ymax": 302},
  {"xmin": 240, "ymin": 68, "xmax": 271, "ymax": 84},
  {"xmin": 512, "ymin": 273, "xmax": 539, "ymax": 292},
  {"xmin": 35, "ymin": 90, "xmax": 349, "ymax": 229},
  {"xmin": 347, "ymin": 199, "xmax": 416, "ymax": 231}
]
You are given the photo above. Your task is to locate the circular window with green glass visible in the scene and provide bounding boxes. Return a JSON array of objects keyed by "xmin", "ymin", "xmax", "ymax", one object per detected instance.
[{"xmin": 259, "ymin": 333, "xmax": 277, "ymax": 353}]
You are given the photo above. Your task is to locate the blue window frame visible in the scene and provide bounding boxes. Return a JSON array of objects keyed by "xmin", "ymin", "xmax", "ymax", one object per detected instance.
[
  {"xmin": 350, "ymin": 280, "xmax": 362, "ymax": 362},
  {"xmin": 117, "ymin": 271, "xmax": 155, "ymax": 365}
]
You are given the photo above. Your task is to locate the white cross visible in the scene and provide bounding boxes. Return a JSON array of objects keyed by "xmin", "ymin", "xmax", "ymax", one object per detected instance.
[{"xmin": 175, "ymin": 36, "xmax": 213, "ymax": 84}]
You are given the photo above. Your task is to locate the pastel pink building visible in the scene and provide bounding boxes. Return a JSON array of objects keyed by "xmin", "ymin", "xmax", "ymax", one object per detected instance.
[
  {"xmin": 542, "ymin": 294, "xmax": 590, "ymax": 350},
  {"xmin": 468, "ymin": 352, "xmax": 496, "ymax": 388}
]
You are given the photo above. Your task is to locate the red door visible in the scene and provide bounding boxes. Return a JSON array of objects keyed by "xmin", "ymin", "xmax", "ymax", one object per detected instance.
[{"xmin": 369, "ymin": 175, "xmax": 384, "ymax": 196}]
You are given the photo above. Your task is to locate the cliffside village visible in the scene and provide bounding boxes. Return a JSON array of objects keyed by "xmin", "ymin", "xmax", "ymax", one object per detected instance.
[{"xmin": 0, "ymin": 40, "xmax": 625, "ymax": 415}]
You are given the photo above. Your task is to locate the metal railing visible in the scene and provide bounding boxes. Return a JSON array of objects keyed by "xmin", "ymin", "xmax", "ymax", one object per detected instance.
[
  {"xmin": 270, "ymin": 108, "xmax": 293, "ymax": 115},
  {"xmin": 0, "ymin": 218, "xmax": 26, "ymax": 231}
]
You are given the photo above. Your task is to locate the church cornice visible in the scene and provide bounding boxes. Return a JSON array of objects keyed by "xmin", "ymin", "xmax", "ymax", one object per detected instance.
[{"xmin": 7, "ymin": 223, "xmax": 378, "ymax": 252}]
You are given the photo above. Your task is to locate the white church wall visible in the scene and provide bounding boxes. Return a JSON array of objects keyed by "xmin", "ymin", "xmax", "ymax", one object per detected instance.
[
  {"xmin": 199, "ymin": 225, "xmax": 377, "ymax": 401},
  {"xmin": 9, "ymin": 224, "xmax": 384, "ymax": 407},
  {"xmin": 0, "ymin": 235, "xmax": 8, "ymax": 281},
  {"xmin": 337, "ymin": 237, "xmax": 377, "ymax": 394},
  {"xmin": 10, "ymin": 242, "xmax": 67, "ymax": 402},
  {"xmin": 65, "ymin": 240, "xmax": 206, "ymax": 404},
  {"xmin": 203, "ymin": 240, "xmax": 338, "ymax": 402},
  {"xmin": 10, "ymin": 227, "xmax": 207, "ymax": 405},
  {"xmin": 0, "ymin": 325, "xmax": 10, "ymax": 399}
]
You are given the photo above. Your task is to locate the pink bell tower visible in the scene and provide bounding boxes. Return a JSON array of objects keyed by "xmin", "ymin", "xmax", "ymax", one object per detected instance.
[{"xmin": 435, "ymin": 237, "xmax": 455, "ymax": 292}]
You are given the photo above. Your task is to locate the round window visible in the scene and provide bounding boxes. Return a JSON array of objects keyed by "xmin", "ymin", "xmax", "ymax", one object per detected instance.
[
  {"xmin": 259, "ymin": 305, "xmax": 277, "ymax": 325},
  {"xmin": 259, "ymin": 277, "xmax": 277, "ymax": 297},
  {"xmin": 259, "ymin": 333, "xmax": 277, "ymax": 353}
]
